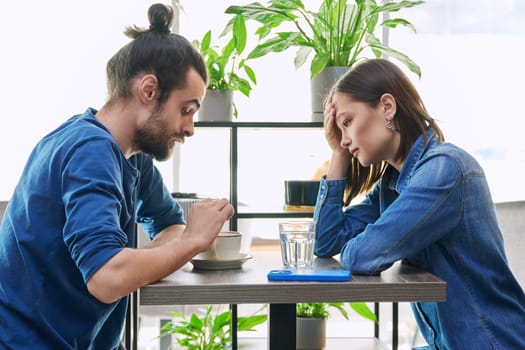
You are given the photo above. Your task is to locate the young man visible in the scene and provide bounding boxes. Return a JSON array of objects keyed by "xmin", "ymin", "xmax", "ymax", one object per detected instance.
[{"xmin": 0, "ymin": 4, "xmax": 233, "ymax": 349}]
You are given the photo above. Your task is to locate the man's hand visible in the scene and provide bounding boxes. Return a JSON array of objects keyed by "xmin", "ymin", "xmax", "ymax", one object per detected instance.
[{"xmin": 183, "ymin": 198, "xmax": 235, "ymax": 253}]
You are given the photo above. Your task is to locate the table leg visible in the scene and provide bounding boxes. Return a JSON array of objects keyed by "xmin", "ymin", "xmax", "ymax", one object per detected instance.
[{"xmin": 268, "ymin": 303, "xmax": 296, "ymax": 350}]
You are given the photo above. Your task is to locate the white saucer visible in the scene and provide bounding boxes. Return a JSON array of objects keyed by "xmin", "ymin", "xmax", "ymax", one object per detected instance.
[{"xmin": 190, "ymin": 253, "xmax": 253, "ymax": 270}]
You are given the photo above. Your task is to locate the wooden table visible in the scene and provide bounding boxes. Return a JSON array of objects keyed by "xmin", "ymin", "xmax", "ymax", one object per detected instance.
[{"xmin": 135, "ymin": 246, "xmax": 446, "ymax": 350}]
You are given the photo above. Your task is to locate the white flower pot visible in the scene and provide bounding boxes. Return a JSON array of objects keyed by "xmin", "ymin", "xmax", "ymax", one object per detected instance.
[
  {"xmin": 296, "ymin": 317, "xmax": 326, "ymax": 350},
  {"xmin": 310, "ymin": 66, "xmax": 348, "ymax": 122},
  {"xmin": 198, "ymin": 89, "xmax": 233, "ymax": 122}
]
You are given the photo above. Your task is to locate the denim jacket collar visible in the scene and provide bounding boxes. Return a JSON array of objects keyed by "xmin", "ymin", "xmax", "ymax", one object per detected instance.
[{"xmin": 389, "ymin": 129, "xmax": 437, "ymax": 193}]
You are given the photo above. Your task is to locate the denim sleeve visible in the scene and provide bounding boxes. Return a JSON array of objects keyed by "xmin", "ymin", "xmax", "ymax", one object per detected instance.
[
  {"xmin": 61, "ymin": 139, "xmax": 130, "ymax": 283},
  {"xmin": 133, "ymin": 154, "xmax": 185, "ymax": 240},
  {"xmin": 313, "ymin": 177, "xmax": 381, "ymax": 258},
  {"xmin": 340, "ymin": 155, "xmax": 463, "ymax": 275}
]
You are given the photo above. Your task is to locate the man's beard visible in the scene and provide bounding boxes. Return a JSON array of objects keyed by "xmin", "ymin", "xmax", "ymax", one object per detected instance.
[{"xmin": 134, "ymin": 110, "xmax": 184, "ymax": 161}]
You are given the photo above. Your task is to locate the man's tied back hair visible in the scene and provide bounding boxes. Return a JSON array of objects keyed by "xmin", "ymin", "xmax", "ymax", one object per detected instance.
[{"xmin": 105, "ymin": 3, "xmax": 207, "ymax": 104}]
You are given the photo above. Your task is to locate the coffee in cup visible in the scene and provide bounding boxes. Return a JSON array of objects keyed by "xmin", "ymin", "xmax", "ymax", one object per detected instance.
[{"xmin": 196, "ymin": 231, "xmax": 242, "ymax": 260}]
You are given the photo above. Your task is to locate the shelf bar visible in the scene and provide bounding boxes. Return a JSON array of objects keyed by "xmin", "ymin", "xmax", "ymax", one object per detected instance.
[
  {"xmin": 195, "ymin": 121, "xmax": 323, "ymax": 128},
  {"xmin": 230, "ymin": 126, "xmax": 238, "ymax": 231}
]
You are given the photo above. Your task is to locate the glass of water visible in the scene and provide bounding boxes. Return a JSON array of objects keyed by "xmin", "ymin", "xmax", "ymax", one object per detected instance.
[{"xmin": 279, "ymin": 221, "xmax": 315, "ymax": 268}]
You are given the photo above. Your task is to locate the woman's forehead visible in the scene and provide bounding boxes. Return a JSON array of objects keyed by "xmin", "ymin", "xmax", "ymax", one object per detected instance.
[{"xmin": 332, "ymin": 92, "xmax": 362, "ymax": 112}]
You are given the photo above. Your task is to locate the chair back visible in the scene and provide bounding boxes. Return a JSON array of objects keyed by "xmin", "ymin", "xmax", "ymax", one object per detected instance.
[{"xmin": 495, "ymin": 201, "xmax": 525, "ymax": 287}]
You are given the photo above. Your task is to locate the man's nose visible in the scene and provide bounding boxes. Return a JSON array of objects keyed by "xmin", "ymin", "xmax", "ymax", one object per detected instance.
[{"xmin": 182, "ymin": 116, "xmax": 195, "ymax": 137}]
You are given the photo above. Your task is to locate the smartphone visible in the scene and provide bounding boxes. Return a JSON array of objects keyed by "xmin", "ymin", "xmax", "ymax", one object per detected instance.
[{"xmin": 267, "ymin": 269, "xmax": 351, "ymax": 282}]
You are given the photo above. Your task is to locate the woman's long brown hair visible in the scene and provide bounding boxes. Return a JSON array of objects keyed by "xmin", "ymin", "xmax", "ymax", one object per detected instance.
[{"xmin": 331, "ymin": 59, "xmax": 444, "ymax": 206}]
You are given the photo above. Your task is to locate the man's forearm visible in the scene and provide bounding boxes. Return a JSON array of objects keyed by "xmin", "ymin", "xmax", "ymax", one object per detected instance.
[{"xmin": 144, "ymin": 224, "xmax": 186, "ymax": 248}]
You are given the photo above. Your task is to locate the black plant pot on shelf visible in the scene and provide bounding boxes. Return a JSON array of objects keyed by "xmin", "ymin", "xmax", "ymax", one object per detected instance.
[{"xmin": 284, "ymin": 180, "xmax": 320, "ymax": 212}]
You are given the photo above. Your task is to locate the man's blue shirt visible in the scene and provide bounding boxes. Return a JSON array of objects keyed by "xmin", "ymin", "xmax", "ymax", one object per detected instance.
[
  {"xmin": 0, "ymin": 108, "xmax": 185, "ymax": 349},
  {"xmin": 314, "ymin": 130, "xmax": 525, "ymax": 349}
]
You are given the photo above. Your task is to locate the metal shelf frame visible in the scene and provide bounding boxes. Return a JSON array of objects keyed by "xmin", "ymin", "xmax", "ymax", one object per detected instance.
[{"xmin": 194, "ymin": 121, "xmax": 323, "ymax": 231}]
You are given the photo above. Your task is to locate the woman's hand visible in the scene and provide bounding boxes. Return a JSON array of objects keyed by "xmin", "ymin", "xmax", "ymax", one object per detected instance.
[
  {"xmin": 324, "ymin": 99, "xmax": 343, "ymax": 152},
  {"xmin": 324, "ymin": 99, "xmax": 352, "ymax": 180}
]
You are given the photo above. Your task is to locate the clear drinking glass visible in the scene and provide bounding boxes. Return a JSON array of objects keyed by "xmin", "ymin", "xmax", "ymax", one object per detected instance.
[{"xmin": 279, "ymin": 221, "xmax": 315, "ymax": 268}]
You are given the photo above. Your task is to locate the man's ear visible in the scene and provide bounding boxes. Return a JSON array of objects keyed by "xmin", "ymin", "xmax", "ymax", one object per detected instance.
[
  {"xmin": 379, "ymin": 93, "xmax": 397, "ymax": 117},
  {"xmin": 136, "ymin": 74, "xmax": 159, "ymax": 105}
]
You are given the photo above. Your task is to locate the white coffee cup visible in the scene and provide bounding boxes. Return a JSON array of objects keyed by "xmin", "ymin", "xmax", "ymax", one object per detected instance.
[{"xmin": 196, "ymin": 231, "xmax": 242, "ymax": 260}]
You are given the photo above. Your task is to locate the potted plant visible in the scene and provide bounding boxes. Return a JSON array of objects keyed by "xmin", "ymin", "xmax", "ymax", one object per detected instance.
[
  {"xmin": 193, "ymin": 14, "xmax": 257, "ymax": 121},
  {"xmin": 226, "ymin": 0, "xmax": 424, "ymax": 120},
  {"xmin": 296, "ymin": 302, "xmax": 376, "ymax": 350},
  {"xmin": 160, "ymin": 304, "xmax": 267, "ymax": 349}
]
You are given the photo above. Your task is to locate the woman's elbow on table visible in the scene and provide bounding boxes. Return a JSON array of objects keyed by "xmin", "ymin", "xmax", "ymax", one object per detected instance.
[
  {"xmin": 314, "ymin": 236, "xmax": 342, "ymax": 258},
  {"xmin": 340, "ymin": 246, "xmax": 392, "ymax": 275}
]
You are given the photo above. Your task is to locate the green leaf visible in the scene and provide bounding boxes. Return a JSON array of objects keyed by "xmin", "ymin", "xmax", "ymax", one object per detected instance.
[
  {"xmin": 374, "ymin": 0, "xmax": 425, "ymax": 13},
  {"xmin": 243, "ymin": 64, "xmax": 257, "ymax": 84},
  {"xmin": 169, "ymin": 310, "xmax": 185, "ymax": 318},
  {"xmin": 233, "ymin": 102, "xmax": 239, "ymax": 118},
  {"xmin": 294, "ymin": 46, "xmax": 312, "ymax": 70},
  {"xmin": 232, "ymin": 15, "xmax": 247, "ymax": 54},
  {"xmin": 238, "ymin": 314, "xmax": 268, "ymax": 331},
  {"xmin": 189, "ymin": 313, "xmax": 204, "ymax": 330},
  {"xmin": 367, "ymin": 39, "xmax": 422, "ymax": 78},
  {"xmin": 350, "ymin": 302, "xmax": 377, "ymax": 323},
  {"xmin": 201, "ymin": 30, "xmax": 212, "ymax": 52},
  {"xmin": 382, "ymin": 18, "xmax": 416, "ymax": 32},
  {"xmin": 310, "ymin": 52, "xmax": 330, "ymax": 78},
  {"xmin": 327, "ymin": 302, "xmax": 349, "ymax": 320},
  {"xmin": 230, "ymin": 76, "xmax": 253, "ymax": 97},
  {"xmin": 222, "ymin": 38, "xmax": 236, "ymax": 61},
  {"xmin": 247, "ymin": 32, "xmax": 302, "ymax": 59},
  {"xmin": 213, "ymin": 310, "xmax": 232, "ymax": 330}
]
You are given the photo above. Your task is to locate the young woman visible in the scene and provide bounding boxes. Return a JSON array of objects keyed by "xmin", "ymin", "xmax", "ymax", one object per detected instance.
[{"xmin": 313, "ymin": 58, "xmax": 525, "ymax": 349}]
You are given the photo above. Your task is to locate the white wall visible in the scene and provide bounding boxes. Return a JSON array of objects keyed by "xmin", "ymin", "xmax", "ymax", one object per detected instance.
[{"xmin": 0, "ymin": 0, "xmax": 169, "ymax": 199}]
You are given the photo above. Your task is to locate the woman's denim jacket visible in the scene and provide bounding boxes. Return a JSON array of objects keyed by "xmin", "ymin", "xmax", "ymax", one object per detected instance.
[{"xmin": 314, "ymin": 130, "xmax": 525, "ymax": 349}]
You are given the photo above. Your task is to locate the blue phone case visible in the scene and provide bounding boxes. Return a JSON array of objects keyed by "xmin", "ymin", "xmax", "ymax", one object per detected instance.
[{"xmin": 267, "ymin": 269, "xmax": 351, "ymax": 282}]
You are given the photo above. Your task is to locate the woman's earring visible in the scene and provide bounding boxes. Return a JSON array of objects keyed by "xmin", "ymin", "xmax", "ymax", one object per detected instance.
[{"xmin": 385, "ymin": 116, "xmax": 399, "ymax": 132}]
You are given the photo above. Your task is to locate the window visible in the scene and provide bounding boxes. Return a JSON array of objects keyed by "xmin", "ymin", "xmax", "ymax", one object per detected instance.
[
  {"xmin": 1, "ymin": 0, "xmax": 523, "ymax": 204},
  {"xmin": 388, "ymin": 0, "xmax": 525, "ymax": 202},
  {"xmin": 176, "ymin": 0, "xmax": 525, "ymax": 203}
]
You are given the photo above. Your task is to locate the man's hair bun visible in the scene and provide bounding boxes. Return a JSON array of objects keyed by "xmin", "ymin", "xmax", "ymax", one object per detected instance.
[{"xmin": 148, "ymin": 3, "xmax": 174, "ymax": 34}]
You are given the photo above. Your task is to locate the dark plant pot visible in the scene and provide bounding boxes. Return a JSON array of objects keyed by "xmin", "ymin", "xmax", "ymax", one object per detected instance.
[
  {"xmin": 284, "ymin": 180, "xmax": 320, "ymax": 211},
  {"xmin": 296, "ymin": 317, "xmax": 326, "ymax": 350},
  {"xmin": 310, "ymin": 66, "xmax": 348, "ymax": 122},
  {"xmin": 198, "ymin": 89, "xmax": 233, "ymax": 121}
]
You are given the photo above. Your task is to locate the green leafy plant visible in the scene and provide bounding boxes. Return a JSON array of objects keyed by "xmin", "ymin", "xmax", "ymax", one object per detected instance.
[
  {"xmin": 160, "ymin": 305, "xmax": 267, "ymax": 350},
  {"xmin": 297, "ymin": 302, "xmax": 377, "ymax": 322},
  {"xmin": 193, "ymin": 14, "xmax": 257, "ymax": 117},
  {"xmin": 226, "ymin": 0, "xmax": 424, "ymax": 78}
]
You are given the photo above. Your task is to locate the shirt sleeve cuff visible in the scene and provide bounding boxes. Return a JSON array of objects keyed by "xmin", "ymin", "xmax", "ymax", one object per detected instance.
[{"xmin": 320, "ymin": 176, "xmax": 346, "ymax": 205}]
